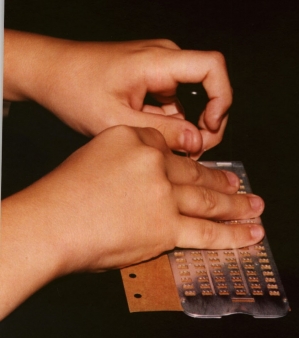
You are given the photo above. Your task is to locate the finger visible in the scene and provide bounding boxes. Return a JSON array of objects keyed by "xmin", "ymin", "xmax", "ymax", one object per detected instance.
[
  {"xmin": 175, "ymin": 216, "xmax": 265, "ymax": 249},
  {"xmin": 118, "ymin": 106, "xmax": 203, "ymax": 153},
  {"xmin": 137, "ymin": 39, "xmax": 181, "ymax": 50},
  {"xmin": 174, "ymin": 184, "xmax": 264, "ymax": 220},
  {"xmin": 164, "ymin": 156, "xmax": 240, "ymax": 193},
  {"xmin": 142, "ymin": 104, "xmax": 185, "ymax": 120},
  {"xmin": 142, "ymin": 100, "xmax": 185, "ymax": 117},
  {"xmin": 195, "ymin": 113, "xmax": 229, "ymax": 156},
  {"xmin": 187, "ymin": 113, "xmax": 228, "ymax": 160},
  {"xmin": 148, "ymin": 50, "xmax": 232, "ymax": 117}
]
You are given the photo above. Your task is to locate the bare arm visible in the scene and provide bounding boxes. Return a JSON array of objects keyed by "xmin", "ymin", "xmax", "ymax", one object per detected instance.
[
  {"xmin": 4, "ymin": 29, "xmax": 232, "ymax": 157},
  {"xmin": 0, "ymin": 126, "xmax": 264, "ymax": 320}
]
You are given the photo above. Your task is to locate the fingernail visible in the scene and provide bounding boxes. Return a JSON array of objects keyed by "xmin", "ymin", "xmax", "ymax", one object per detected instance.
[
  {"xmin": 249, "ymin": 195, "xmax": 264, "ymax": 211},
  {"xmin": 250, "ymin": 224, "xmax": 265, "ymax": 240},
  {"xmin": 181, "ymin": 129, "xmax": 193, "ymax": 151},
  {"xmin": 223, "ymin": 170, "xmax": 239, "ymax": 188}
]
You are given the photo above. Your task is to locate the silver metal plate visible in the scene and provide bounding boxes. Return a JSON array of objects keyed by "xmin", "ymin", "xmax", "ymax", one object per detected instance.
[{"xmin": 168, "ymin": 161, "xmax": 290, "ymax": 318}]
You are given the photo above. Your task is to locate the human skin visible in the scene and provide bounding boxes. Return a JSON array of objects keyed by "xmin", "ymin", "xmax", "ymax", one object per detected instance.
[
  {"xmin": 1, "ymin": 29, "xmax": 264, "ymax": 320},
  {"xmin": 0, "ymin": 126, "xmax": 265, "ymax": 320},
  {"xmin": 4, "ymin": 29, "xmax": 232, "ymax": 158}
]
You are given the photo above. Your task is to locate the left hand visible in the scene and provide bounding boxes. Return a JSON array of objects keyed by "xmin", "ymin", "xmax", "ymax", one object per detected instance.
[{"xmin": 4, "ymin": 30, "xmax": 232, "ymax": 158}]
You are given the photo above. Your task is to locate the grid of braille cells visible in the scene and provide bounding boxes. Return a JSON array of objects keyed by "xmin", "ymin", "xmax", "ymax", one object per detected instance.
[
  {"xmin": 169, "ymin": 162, "xmax": 288, "ymax": 318},
  {"xmin": 173, "ymin": 244, "xmax": 280, "ymax": 298}
]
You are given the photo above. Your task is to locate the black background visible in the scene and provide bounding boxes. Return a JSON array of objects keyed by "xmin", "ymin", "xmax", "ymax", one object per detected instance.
[{"xmin": 2, "ymin": 0, "xmax": 299, "ymax": 337}]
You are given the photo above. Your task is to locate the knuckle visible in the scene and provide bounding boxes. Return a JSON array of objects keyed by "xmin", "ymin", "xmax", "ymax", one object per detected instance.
[
  {"xmin": 153, "ymin": 38, "xmax": 180, "ymax": 49},
  {"xmin": 201, "ymin": 187, "xmax": 217, "ymax": 212},
  {"xmin": 188, "ymin": 160, "xmax": 204, "ymax": 182},
  {"xmin": 208, "ymin": 134, "xmax": 224, "ymax": 149},
  {"xmin": 148, "ymin": 127, "xmax": 167, "ymax": 143},
  {"xmin": 142, "ymin": 127, "xmax": 169, "ymax": 153},
  {"xmin": 228, "ymin": 227, "xmax": 241, "ymax": 248},
  {"xmin": 213, "ymin": 169, "xmax": 227, "ymax": 186},
  {"xmin": 209, "ymin": 51, "xmax": 226, "ymax": 67},
  {"xmin": 200, "ymin": 222, "xmax": 217, "ymax": 247},
  {"xmin": 143, "ymin": 145, "xmax": 165, "ymax": 165}
]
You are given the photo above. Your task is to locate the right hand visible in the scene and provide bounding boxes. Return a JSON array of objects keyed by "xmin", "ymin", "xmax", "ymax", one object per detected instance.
[
  {"xmin": 1, "ymin": 126, "xmax": 265, "ymax": 319},
  {"xmin": 15, "ymin": 125, "xmax": 263, "ymax": 273}
]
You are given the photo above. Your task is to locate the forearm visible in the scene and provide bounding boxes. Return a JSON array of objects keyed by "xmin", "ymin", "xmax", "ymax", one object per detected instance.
[
  {"xmin": 3, "ymin": 29, "xmax": 100, "ymax": 135},
  {"xmin": 0, "ymin": 189, "xmax": 66, "ymax": 320},
  {"xmin": 3, "ymin": 29, "xmax": 74, "ymax": 103}
]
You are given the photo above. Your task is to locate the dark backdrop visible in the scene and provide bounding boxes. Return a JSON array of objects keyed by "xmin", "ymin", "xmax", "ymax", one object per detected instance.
[{"xmin": 2, "ymin": 1, "xmax": 299, "ymax": 337}]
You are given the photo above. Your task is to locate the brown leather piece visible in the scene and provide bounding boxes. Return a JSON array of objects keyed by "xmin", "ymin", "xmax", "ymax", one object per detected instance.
[{"xmin": 121, "ymin": 254, "xmax": 183, "ymax": 312}]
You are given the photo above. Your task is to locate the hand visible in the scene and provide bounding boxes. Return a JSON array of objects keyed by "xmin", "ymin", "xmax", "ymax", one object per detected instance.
[
  {"xmin": 50, "ymin": 127, "xmax": 263, "ymax": 271},
  {"xmin": 4, "ymin": 30, "xmax": 232, "ymax": 158},
  {"xmin": 1, "ymin": 126, "xmax": 265, "ymax": 319}
]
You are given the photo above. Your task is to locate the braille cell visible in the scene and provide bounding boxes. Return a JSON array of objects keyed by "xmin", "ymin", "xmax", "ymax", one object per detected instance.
[
  {"xmin": 190, "ymin": 251, "xmax": 202, "ymax": 256},
  {"xmin": 257, "ymin": 252, "xmax": 268, "ymax": 257},
  {"xmin": 255, "ymin": 245, "xmax": 265, "ymax": 250},
  {"xmin": 194, "ymin": 264, "xmax": 205, "ymax": 268},
  {"xmin": 224, "ymin": 251, "xmax": 235, "ymax": 256},
  {"xmin": 200, "ymin": 283, "xmax": 211, "ymax": 289},
  {"xmin": 217, "ymin": 283, "xmax": 228, "ymax": 289},
  {"xmin": 244, "ymin": 264, "xmax": 255, "ymax": 270},
  {"xmin": 207, "ymin": 251, "xmax": 218, "ymax": 256},
  {"xmin": 213, "ymin": 270, "xmax": 224, "ymax": 276},
  {"xmin": 226, "ymin": 258, "xmax": 237, "ymax": 262},
  {"xmin": 177, "ymin": 264, "xmax": 189, "ymax": 269},
  {"xmin": 239, "ymin": 251, "xmax": 251, "ymax": 257},
  {"xmin": 259, "ymin": 258, "xmax": 269, "ymax": 263},
  {"xmin": 250, "ymin": 284, "xmax": 261, "ymax": 289},
  {"xmin": 269, "ymin": 291, "xmax": 280, "ymax": 296},
  {"xmin": 174, "ymin": 251, "xmax": 184, "ymax": 257},
  {"xmin": 211, "ymin": 263, "xmax": 222, "ymax": 268},
  {"xmin": 263, "ymin": 271, "xmax": 274, "ymax": 277},
  {"xmin": 179, "ymin": 270, "xmax": 190, "ymax": 276},
  {"xmin": 242, "ymin": 258, "xmax": 252, "ymax": 263},
  {"xmin": 228, "ymin": 263, "xmax": 238, "ymax": 269},
  {"xmin": 230, "ymin": 270, "xmax": 241, "ymax": 276},
  {"xmin": 196, "ymin": 270, "xmax": 207, "ymax": 276},
  {"xmin": 185, "ymin": 290, "xmax": 196, "ymax": 296},
  {"xmin": 246, "ymin": 271, "xmax": 257, "ymax": 276},
  {"xmin": 183, "ymin": 283, "xmax": 195, "ymax": 290},
  {"xmin": 252, "ymin": 290, "xmax": 263, "ymax": 296},
  {"xmin": 176, "ymin": 258, "xmax": 187, "ymax": 263},
  {"xmin": 267, "ymin": 284, "xmax": 278, "ymax": 290},
  {"xmin": 202, "ymin": 290, "xmax": 213, "ymax": 296},
  {"xmin": 233, "ymin": 283, "xmax": 244, "ymax": 289}
]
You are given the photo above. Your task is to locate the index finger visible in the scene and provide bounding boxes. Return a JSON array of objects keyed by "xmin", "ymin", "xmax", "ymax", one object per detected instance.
[
  {"xmin": 168, "ymin": 50, "xmax": 232, "ymax": 130},
  {"xmin": 146, "ymin": 49, "xmax": 232, "ymax": 154},
  {"xmin": 165, "ymin": 154, "xmax": 240, "ymax": 194}
]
